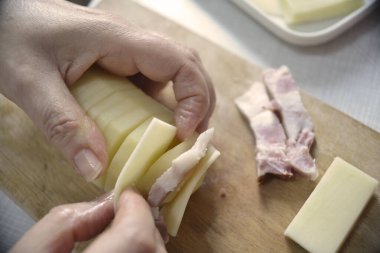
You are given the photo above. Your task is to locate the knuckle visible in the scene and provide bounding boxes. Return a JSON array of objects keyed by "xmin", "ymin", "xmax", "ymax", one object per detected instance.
[
  {"xmin": 131, "ymin": 235, "xmax": 157, "ymax": 253},
  {"xmin": 185, "ymin": 47, "xmax": 201, "ymax": 64},
  {"xmin": 48, "ymin": 205, "xmax": 77, "ymax": 224},
  {"xmin": 43, "ymin": 110, "xmax": 80, "ymax": 144}
]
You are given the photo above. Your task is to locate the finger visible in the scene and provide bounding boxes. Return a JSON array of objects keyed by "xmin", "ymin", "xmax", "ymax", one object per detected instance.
[
  {"xmin": 5, "ymin": 68, "xmax": 108, "ymax": 181},
  {"xmin": 85, "ymin": 189, "xmax": 166, "ymax": 253},
  {"xmin": 191, "ymin": 54, "xmax": 216, "ymax": 132},
  {"xmin": 9, "ymin": 192, "xmax": 114, "ymax": 253},
  {"xmin": 97, "ymin": 31, "xmax": 212, "ymax": 140}
]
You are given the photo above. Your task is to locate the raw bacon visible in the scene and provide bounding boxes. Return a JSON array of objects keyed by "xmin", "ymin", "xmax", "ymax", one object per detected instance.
[
  {"xmin": 263, "ymin": 66, "xmax": 317, "ymax": 180},
  {"xmin": 235, "ymin": 66, "xmax": 318, "ymax": 180},
  {"xmin": 235, "ymin": 82, "xmax": 293, "ymax": 180}
]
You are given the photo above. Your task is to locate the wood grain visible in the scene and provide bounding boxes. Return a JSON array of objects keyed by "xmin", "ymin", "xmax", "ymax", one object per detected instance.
[{"xmin": 1, "ymin": 0, "xmax": 379, "ymax": 252}]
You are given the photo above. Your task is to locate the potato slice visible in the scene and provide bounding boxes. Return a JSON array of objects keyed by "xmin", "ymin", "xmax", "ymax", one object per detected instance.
[
  {"xmin": 72, "ymin": 68, "xmax": 138, "ymax": 110},
  {"xmin": 71, "ymin": 78, "xmax": 108, "ymax": 103},
  {"xmin": 104, "ymin": 108, "xmax": 155, "ymax": 158},
  {"xmin": 136, "ymin": 135, "xmax": 198, "ymax": 196},
  {"xmin": 161, "ymin": 146, "xmax": 220, "ymax": 236},
  {"xmin": 71, "ymin": 66, "xmax": 135, "ymax": 97},
  {"xmin": 87, "ymin": 89, "xmax": 140, "ymax": 118},
  {"xmin": 114, "ymin": 118, "xmax": 177, "ymax": 203},
  {"xmin": 104, "ymin": 118, "xmax": 152, "ymax": 191},
  {"xmin": 95, "ymin": 91, "xmax": 152, "ymax": 131}
]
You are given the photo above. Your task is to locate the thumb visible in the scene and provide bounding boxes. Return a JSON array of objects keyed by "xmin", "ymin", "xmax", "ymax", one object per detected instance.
[{"xmin": 7, "ymin": 71, "xmax": 108, "ymax": 181}]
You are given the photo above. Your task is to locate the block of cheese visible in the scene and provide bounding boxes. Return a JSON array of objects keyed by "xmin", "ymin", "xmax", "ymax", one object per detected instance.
[
  {"xmin": 113, "ymin": 118, "xmax": 177, "ymax": 203},
  {"xmin": 284, "ymin": 157, "xmax": 378, "ymax": 253},
  {"xmin": 283, "ymin": 0, "xmax": 364, "ymax": 25}
]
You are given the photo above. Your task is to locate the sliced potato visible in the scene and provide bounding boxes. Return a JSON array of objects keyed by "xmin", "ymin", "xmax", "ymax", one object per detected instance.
[
  {"xmin": 114, "ymin": 118, "xmax": 177, "ymax": 204},
  {"xmin": 87, "ymin": 88, "xmax": 139, "ymax": 118},
  {"xmin": 95, "ymin": 91, "xmax": 151, "ymax": 131},
  {"xmin": 161, "ymin": 146, "xmax": 220, "ymax": 236},
  {"xmin": 136, "ymin": 134, "xmax": 198, "ymax": 196},
  {"xmin": 104, "ymin": 108, "xmax": 155, "ymax": 158},
  {"xmin": 104, "ymin": 118, "xmax": 152, "ymax": 191}
]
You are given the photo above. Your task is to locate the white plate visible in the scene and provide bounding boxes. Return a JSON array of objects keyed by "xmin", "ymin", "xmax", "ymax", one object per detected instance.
[{"xmin": 230, "ymin": 0, "xmax": 379, "ymax": 46}]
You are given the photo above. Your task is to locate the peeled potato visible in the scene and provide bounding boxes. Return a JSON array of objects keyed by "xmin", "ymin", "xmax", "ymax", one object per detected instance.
[
  {"xmin": 104, "ymin": 118, "xmax": 152, "ymax": 191},
  {"xmin": 137, "ymin": 134, "xmax": 198, "ymax": 196},
  {"xmin": 87, "ymin": 88, "xmax": 138, "ymax": 119},
  {"xmin": 95, "ymin": 90, "xmax": 151, "ymax": 131},
  {"xmin": 113, "ymin": 118, "xmax": 177, "ymax": 204},
  {"xmin": 71, "ymin": 67, "xmax": 220, "ymax": 238}
]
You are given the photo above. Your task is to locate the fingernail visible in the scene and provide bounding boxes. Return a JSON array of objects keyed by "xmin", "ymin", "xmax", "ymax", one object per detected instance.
[{"xmin": 74, "ymin": 149, "xmax": 102, "ymax": 182}]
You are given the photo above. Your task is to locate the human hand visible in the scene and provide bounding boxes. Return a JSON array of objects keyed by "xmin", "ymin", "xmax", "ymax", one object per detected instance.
[
  {"xmin": 10, "ymin": 189, "xmax": 167, "ymax": 253},
  {"xmin": 0, "ymin": 0, "xmax": 215, "ymax": 181}
]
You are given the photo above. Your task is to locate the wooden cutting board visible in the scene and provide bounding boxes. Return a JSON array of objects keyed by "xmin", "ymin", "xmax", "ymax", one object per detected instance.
[{"xmin": 1, "ymin": 0, "xmax": 379, "ymax": 252}]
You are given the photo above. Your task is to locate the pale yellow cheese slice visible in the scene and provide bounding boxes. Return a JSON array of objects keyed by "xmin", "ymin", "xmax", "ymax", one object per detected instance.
[
  {"xmin": 284, "ymin": 157, "xmax": 378, "ymax": 253},
  {"xmin": 161, "ymin": 146, "xmax": 220, "ymax": 236},
  {"xmin": 113, "ymin": 118, "xmax": 177, "ymax": 203},
  {"xmin": 283, "ymin": 0, "xmax": 364, "ymax": 25}
]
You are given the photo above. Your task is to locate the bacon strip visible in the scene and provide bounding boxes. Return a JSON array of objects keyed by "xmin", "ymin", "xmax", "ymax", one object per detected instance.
[
  {"xmin": 263, "ymin": 66, "xmax": 318, "ymax": 180},
  {"xmin": 148, "ymin": 128, "xmax": 214, "ymax": 207},
  {"xmin": 235, "ymin": 82, "xmax": 293, "ymax": 180},
  {"xmin": 236, "ymin": 67, "xmax": 318, "ymax": 181}
]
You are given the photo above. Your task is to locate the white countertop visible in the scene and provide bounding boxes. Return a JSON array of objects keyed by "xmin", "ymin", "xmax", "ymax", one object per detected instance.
[{"xmin": 134, "ymin": 0, "xmax": 380, "ymax": 133}]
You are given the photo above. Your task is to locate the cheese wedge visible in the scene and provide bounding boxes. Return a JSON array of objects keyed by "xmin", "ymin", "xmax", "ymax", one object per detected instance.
[
  {"xmin": 161, "ymin": 146, "xmax": 220, "ymax": 236},
  {"xmin": 283, "ymin": 0, "xmax": 364, "ymax": 25},
  {"xmin": 113, "ymin": 118, "xmax": 177, "ymax": 203},
  {"xmin": 284, "ymin": 157, "xmax": 378, "ymax": 253}
]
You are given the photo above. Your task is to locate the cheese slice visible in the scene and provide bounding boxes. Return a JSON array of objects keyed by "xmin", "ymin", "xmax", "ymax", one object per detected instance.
[
  {"xmin": 284, "ymin": 157, "xmax": 378, "ymax": 253},
  {"xmin": 283, "ymin": 0, "xmax": 364, "ymax": 25}
]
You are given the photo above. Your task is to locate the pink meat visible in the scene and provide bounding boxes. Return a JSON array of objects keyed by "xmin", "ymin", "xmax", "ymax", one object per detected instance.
[
  {"xmin": 235, "ymin": 82, "xmax": 293, "ymax": 180},
  {"xmin": 148, "ymin": 128, "xmax": 214, "ymax": 207},
  {"xmin": 263, "ymin": 66, "xmax": 318, "ymax": 180},
  {"xmin": 263, "ymin": 66, "xmax": 313, "ymax": 143}
]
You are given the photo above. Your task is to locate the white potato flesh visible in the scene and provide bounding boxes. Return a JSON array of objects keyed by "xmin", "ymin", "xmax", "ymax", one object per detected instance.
[
  {"xmin": 104, "ymin": 108, "xmax": 155, "ymax": 158},
  {"xmin": 104, "ymin": 118, "xmax": 152, "ymax": 191},
  {"xmin": 113, "ymin": 118, "xmax": 177, "ymax": 204},
  {"xmin": 137, "ymin": 135, "xmax": 198, "ymax": 196},
  {"xmin": 87, "ymin": 89, "xmax": 139, "ymax": 119}
]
